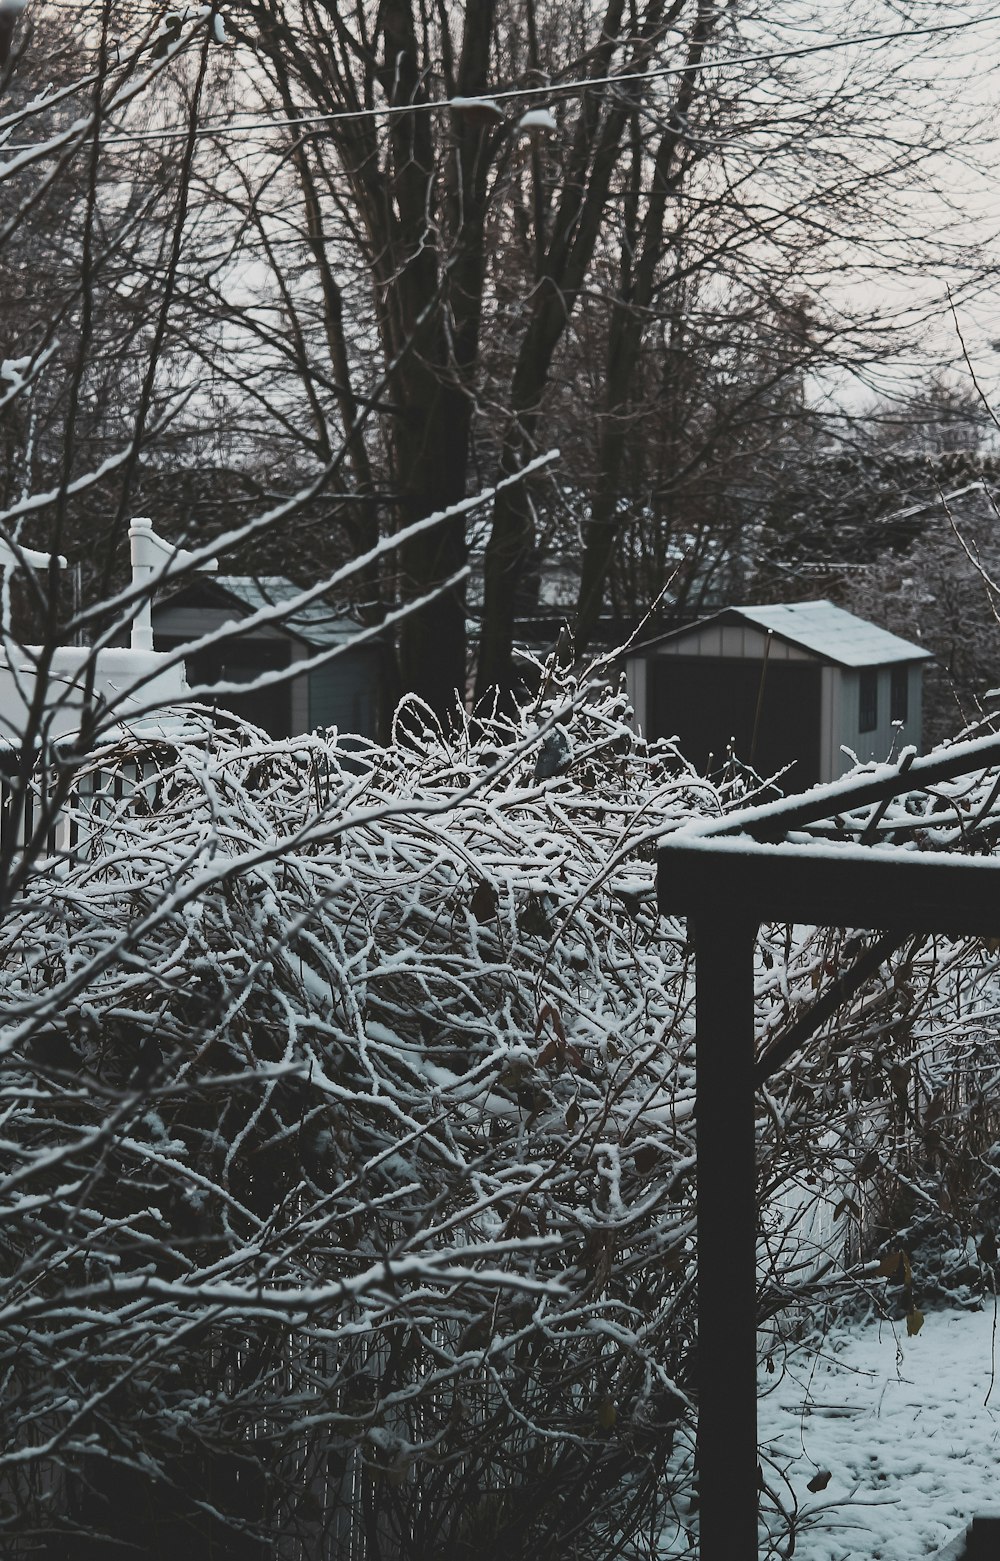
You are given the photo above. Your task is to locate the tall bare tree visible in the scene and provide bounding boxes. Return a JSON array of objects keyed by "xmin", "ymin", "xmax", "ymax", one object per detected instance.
[
  {"xmin": 207, "ymin": 0, "xmax": 1000, "ymax": 714},
  {"xmin": 9, "ymin": 1, "xmax": 1000, "ymax": 715}
]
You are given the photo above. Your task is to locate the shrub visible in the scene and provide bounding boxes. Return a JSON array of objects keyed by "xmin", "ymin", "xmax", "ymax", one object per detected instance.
[{"xmin": 0, "ymin": 677, "xmax": 719, "ymax": 1559}]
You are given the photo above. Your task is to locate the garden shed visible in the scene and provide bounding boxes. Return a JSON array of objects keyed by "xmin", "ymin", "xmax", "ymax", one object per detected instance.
[
  {"xmin": 625, "ymin": 599, "xmax": 931, "ymax": 787},
  {"xmin": 150, "ymin": 576, "xmax": 382, "ymax": 742}
]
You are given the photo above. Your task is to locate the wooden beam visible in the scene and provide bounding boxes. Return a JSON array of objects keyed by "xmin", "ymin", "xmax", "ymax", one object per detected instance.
[
  {"xmin": 657, "ymin": 822, "xmax": 1000, "ymax": 1559},
  {"xmin": 676, "ymin": 731, "xmax": 1000, "ymax": 842},
  {"xmin": 658, "ymin": 836, "xmax": 1000, "ymax": 938}
]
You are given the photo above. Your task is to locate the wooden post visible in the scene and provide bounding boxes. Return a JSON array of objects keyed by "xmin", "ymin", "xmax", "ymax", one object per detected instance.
[
  {"xmin": 693, "ymin": 911, "xmax": 760, "ymax": 1560},
  {"xmin": 969, "ymin": 1515, "xmax": 1000, "ymax": 1557},
  {"xmin": 658, "ymin": 780, "xmax": 1000, "ymax": 1560}
]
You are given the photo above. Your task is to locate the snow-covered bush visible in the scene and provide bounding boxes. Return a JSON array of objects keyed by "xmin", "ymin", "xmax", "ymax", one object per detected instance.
[
  {"xmin": 0, "ymin": 677, "xmax": 727, "ymax": 1559},
  {"xmin": 5, "ymin": 666, "xmax": 1000, "ymax": 1558},
  {"xmin": 749, "ymin": 756, "xmax": 1000, "ymax": 1345},
  {"xmin": 850, "ymin": 949, "xmax": 1000, "ymax": 1314}
]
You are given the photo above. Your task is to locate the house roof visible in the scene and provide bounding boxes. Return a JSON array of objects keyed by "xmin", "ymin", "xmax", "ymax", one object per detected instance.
[
  {"xmin": 158, "ymin": 576, "xmax": 363, "ymax": 650},
  {"xmin": 638, "ymin": 599, "xmax": 932, "ymax": 668}
]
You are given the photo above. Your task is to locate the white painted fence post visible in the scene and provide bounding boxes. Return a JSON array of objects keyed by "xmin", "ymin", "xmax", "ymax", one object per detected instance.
[{"xmin": 128, "ymin": 518, "xmax": 218, "ymax": 651}]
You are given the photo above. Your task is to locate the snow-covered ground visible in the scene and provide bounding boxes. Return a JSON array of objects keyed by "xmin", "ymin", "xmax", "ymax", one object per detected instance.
[
  {"xmin": 656, "ymin": 1307, "xmax": 1000, "ymax": 1558},
  {"xmin": 758, "ymin": 1307, "xmax": 1000, "ymax": 1558}
]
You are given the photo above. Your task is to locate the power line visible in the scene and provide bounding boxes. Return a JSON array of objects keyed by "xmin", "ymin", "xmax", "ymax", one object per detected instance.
[{"xmin": 4, "ymin": 7, "xmax": 1000, "ymax": 151}]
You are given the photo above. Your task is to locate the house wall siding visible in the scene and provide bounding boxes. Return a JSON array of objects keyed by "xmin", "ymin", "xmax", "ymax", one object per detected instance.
[
  {"xmin": 151, "ymin": 605, "xmax": 291, "ymax": 644},
  {"xmin": 656, "ymin": 625, "xmax": 812, "ymax": 661},
  {"xmin": 837, "ymin": 666, "xmax": 922, "ymax": 774},
  {"xmin": 289, "ymin": 643, "xmax": 310, "ymax": 736},
  {"xmin": 625, "ymin": 657, "xmax": 647, "ymax": 737},
  {"xmin": 309, "ymin": 650, "xmax": 379, "ymax": 739}
]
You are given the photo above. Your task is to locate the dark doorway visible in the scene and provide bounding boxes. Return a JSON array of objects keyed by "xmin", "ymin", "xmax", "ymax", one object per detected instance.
[
  {"xmin": 650, "ymin": 656, "xmax": 822, "ymax": 787},
  {"xmin": 158, "ymin": 635, "xmax": 294, "ymax": 740}
]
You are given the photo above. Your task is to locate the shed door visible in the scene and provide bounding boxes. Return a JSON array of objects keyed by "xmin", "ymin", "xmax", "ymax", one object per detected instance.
[
  {"xmin": 650, "ymin": 656, "xmax": 822, "ymax": 788},
  {"xmin": 158, "ymin": 634, "xmax": 293, "ymax": 739}
]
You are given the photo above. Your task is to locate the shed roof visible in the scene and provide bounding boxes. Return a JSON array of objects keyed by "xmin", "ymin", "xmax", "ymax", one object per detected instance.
[
  {"xmin": 639, "ymin": 599, "xmax": 931, "ymax": 668},
  {"xmin": 157, "ymin": 576, "xmax": 362, "ymax": 650}
]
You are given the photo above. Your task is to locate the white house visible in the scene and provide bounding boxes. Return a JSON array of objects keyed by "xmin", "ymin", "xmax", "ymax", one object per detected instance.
[{"xmin": 624, "ymin": 600, "xmax": 931, "ymax": 788}]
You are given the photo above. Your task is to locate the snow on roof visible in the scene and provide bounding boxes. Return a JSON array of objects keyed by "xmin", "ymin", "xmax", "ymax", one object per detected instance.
[
  {"xmin": 639, "ymin": 599, "xmax": 931, "ymax": 667},
  {"xmin": 730, "ymin": 600, "xmax": 931, "ymax": 666},
  {"xmin": 203, "ymin": 577, "xmax": 362, "ymax": 650}
]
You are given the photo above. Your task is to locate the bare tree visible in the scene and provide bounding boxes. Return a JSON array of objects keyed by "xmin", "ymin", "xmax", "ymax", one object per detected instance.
[
  {"xmin": 4, "ymin": 14, "xmax": 1000, "ymax": 1561},
  {"xmin": 193, "ymin": 0, "xmax": 1000, "ymax": 714}
]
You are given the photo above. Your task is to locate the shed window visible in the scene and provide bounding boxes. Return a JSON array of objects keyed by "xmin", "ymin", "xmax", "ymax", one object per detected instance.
[
  {"xmin": 859, "ymin": 669, "xmax": 878, "ymax": 733},
  {"xmin": 891, "ymin": 665, "xmax": 908, "ymax": 724}
]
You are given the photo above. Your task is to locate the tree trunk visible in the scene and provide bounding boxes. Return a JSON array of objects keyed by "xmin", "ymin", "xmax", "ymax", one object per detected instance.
[
  {"xmin": 474, "ymin": 0, "xmax": 676, "ymax": 704},
  {"xmin": 575, "ymin": 0, "xmax": 714, "ymax": 658}
]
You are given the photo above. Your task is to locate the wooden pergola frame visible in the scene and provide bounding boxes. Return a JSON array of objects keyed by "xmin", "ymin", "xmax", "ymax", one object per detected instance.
[{"xmin": 656, "ymin": 734, "xmax": 1000, "ymax": 1560}]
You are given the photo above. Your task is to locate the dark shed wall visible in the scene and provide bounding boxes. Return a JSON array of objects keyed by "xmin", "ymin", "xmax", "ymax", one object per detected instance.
[
  {"xmin": 156, "ymin": 632, "xmax": 295, "ymax": 739},
  {"xmin": 649, "ymin": 656, "xmax": 822, "ymax": 787}
]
